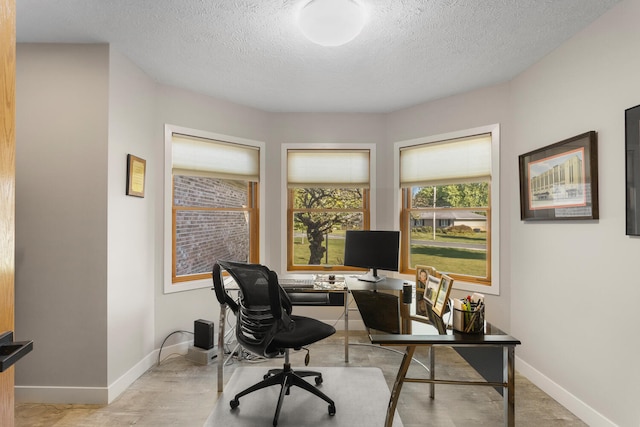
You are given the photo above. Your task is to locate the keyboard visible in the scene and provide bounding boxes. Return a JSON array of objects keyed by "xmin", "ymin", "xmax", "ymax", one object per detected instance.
[{"xmin": 279, "ymin": 276, "xmax": 315, "ymax": 288}]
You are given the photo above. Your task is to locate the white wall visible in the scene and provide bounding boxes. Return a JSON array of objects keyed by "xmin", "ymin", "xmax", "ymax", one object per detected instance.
[
  {"xmin": 15, "ymin": 44, "xmax": 110, "ymax": 399},
  {"xmin": 509, "ymin": 1, "xmax": 640, "ymax": 425},
  {"xmin": 106, "ymin": 48, "xmax": 158, "ymax": 395}
]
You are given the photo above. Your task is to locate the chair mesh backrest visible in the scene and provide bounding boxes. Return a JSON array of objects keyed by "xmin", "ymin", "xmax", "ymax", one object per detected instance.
[
  {"xmin": 217, "ymin": 261, "xmax": 290, "ymax": 358},
  {"xmin": 212, "ymin": 263, "xmax": 239, "ymax": 313}
]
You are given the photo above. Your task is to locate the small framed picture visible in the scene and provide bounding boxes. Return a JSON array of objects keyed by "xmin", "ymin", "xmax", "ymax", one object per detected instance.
[
  {"xmin": 432, "ymin": 274, "xmax": 453, "ymax": 317},
  {"xmin": 415, "ymin": 266, "xmax": 438, "ymax": 317},
  {"xmin": 126, "ymin": 154, "xmax": 146, "ymax": 198},
  {"xmin": 425, "ymin": 274, "xmax": 441, "ymax": 306}
]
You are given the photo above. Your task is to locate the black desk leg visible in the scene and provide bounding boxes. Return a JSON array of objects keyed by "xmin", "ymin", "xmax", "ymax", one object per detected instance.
[
  {"xmin": 503, "ymin": 345, "xmax": 515, "ymax": 426},
  {"xmin": 385, "ymin": 345, "xmax": 416, "ymax": 427}
]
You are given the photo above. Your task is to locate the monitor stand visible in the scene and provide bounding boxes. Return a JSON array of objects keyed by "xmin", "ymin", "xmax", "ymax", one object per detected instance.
[{"xmin": 357, "ymin": 268, "xmax": 385, "ymax": 283}]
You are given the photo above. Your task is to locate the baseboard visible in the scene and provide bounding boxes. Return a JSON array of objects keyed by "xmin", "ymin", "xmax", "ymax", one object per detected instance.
[
  {"xmin": 516, "ymin": 356, "xmax": 616, "ymax": 427},
  {"xmin": 15, "ymin": 340, "xmax": 191, "ymax": 404},
  {"xmin": 107, "ymin": 340, "xmax": 191, "ymax": 404}
]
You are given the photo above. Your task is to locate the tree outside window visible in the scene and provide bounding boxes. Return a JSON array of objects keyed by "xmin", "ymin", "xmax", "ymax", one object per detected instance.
[
  {"xmin": 286, "ymin": 147, "xmax": 372, "ymax": 272},
  {"xmin": 290, "ymin": 188, "xmax": 366, "ymax": 267}
]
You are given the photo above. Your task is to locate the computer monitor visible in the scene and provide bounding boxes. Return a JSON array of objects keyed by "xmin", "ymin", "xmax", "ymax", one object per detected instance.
[{"xmin": 343, "ymin": 230, "xmax": 400, "ymax": 282}]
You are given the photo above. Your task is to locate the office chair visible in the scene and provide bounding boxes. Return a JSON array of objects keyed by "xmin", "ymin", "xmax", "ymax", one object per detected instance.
[{"xmin": 212, "ymin": 261, "xmax": 336, "ymax": 426}]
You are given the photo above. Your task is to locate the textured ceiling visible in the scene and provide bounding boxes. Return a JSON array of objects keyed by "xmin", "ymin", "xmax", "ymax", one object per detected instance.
[{"xmin": 16, "ymin": 0, "xmax": 620, "ymax": 113}]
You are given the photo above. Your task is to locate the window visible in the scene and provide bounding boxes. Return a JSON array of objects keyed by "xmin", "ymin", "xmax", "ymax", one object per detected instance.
[
  {"xmin": 284, "ymin": 146, "xmax": 373, "ymax": 272},
  {"xmin": 397, "ymin": 125, "xmax": 499, "ymax": 291},
  {"xmin": 164, "ymin": 125, "xmax": 264, "ymax": 293}
]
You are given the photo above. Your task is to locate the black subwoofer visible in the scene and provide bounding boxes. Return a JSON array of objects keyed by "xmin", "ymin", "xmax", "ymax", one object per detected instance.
[{"xmin": 194, "ymin": 319, "xmax": 214, "ymax": 350}]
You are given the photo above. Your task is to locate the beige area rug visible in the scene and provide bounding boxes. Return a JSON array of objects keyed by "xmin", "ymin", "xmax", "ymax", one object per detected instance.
[{"xmin": 205, "ymin": 367, "xmax": 403, "ymax": 427}]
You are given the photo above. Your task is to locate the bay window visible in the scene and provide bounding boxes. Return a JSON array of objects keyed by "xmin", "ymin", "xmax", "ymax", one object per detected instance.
[
  {"xmin": 164, "ymin": 125, "xmax": 263, "ymax": 293},
  {"xmin": 398, "ymin": 125, "xmax": 499, "ymax": 290}
]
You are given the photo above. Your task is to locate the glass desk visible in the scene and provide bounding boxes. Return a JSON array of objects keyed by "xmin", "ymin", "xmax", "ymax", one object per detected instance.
[
  {"xmin": 370, "ymin": 320, "xmax": 521, "ymax": 427},
  {"xmin": 343, "ymin": 277, "xmax": 521, "ymax": 427}
]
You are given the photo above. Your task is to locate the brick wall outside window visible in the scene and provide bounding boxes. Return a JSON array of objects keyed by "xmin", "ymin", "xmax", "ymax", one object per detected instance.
[{"xmin": 174, "ymin": 176, "xmax": 249, "ymax": 276}]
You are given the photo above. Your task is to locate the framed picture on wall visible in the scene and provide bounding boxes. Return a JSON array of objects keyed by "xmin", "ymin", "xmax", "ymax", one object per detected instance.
[
  {"xmin": 626, "ymin": 104, "xmax": 640, "ymax": 235},
  {"xmin": 126, "ymin": 154, "xmax": 146, "ymax": 198},
  {"xmin": 518, "ymin": 131, "xmax": 598, "ymax": 221}
]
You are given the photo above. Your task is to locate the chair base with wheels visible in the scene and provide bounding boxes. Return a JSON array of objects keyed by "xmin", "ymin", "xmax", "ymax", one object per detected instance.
[{"xmin": 230, "ymin": 348, "xmax": 336, "ymax": 426}]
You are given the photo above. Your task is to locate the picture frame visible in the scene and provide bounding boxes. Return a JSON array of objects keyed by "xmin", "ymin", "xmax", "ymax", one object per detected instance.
[
  {"xmin": 519, "ymin": 131, "xmax": 598, "ymax": 221},
  {"xmin": 432, "ymin": 274, "xmax": 453, "ymax": 317},
  {"xmin": 625, "ymin": 104, "xmax": 640, "ymax": 235},
  {"xmin": 126, "ymin": 154, "xmax": 146, "ymax": 198},
  {"xmin": 414, "ymin": 265, "xmax": 438, "ymax": 317}
]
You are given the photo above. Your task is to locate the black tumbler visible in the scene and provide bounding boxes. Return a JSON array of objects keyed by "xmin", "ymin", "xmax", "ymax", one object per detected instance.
[{"xmin": 402, "ymin": 282, "xmax": 412, "ymax": 304}]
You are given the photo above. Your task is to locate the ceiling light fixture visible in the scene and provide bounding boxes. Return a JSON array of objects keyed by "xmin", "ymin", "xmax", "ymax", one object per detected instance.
[{"xmin": 297, "ymin": 0, "xmax": 367, "ymax": 47}]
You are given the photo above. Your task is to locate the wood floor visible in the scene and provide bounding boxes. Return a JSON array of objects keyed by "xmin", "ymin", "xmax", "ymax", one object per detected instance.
[{"xmin": 15, "ymin": 332, "xmax": 586, "ymax": 426}]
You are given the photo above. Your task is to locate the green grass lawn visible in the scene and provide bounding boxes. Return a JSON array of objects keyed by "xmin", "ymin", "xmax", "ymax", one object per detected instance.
[
  {"xmin": 293, "ymin": 232, "xmax": 486, "ymax": 276},
  {"xmin": 410, "ymin": 245, "xmax": 486, "ymax": 276}
]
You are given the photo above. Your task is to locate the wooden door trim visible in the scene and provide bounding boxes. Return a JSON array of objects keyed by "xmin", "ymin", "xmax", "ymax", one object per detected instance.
[{"xmin": 0, "ymin": 0, "xmax": 17, "ymax": 425}]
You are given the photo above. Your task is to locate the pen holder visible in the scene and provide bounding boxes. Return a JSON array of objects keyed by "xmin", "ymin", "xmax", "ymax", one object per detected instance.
[{"xmin": 452, "ymin": 303, "xmax": 485, "ymax": 334}]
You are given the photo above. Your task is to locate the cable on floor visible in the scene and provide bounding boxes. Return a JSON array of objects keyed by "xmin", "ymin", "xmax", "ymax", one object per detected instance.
[{"xmin": 157, "ymin": 330, "xmax": 193, "ymax": 366}]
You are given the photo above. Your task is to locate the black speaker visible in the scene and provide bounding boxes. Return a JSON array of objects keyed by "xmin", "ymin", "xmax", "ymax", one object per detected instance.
[
  {"xmin": 402, "ymin": 283, "xmax": 412, "ymax": 304},
  {"xmin": 194, "ymin": 319, "xmax": 214, "ymax": 350}
]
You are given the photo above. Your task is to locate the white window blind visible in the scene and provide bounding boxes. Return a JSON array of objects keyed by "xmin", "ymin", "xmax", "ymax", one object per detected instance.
[
  {"xmin": 400, "ymin": 134, "xmax": 492, "ymax": 187},
  {"xmin": 172, "ymin": 133, "xmax": 260, "ymax": 181},
  {"xmin": 287, "ymin": 149, "xmax": 370, "ymax": 188}
]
